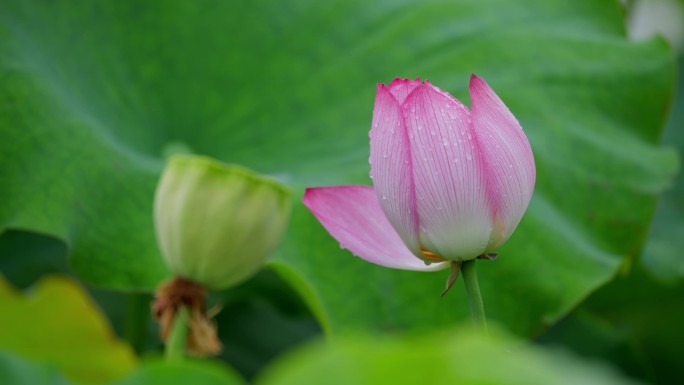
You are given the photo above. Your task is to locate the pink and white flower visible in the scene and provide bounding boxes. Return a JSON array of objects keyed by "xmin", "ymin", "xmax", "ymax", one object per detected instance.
[{"xmin": 303, "ymin": 75, "xmax": 535, "ymax": 271}]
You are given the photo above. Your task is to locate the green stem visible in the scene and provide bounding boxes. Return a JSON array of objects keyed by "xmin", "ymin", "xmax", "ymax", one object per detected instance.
[
  {"xmin": 461, "ymin": 259, "xmax": 488, "ymax": 333},
  {"xmin": 123, "ymin": 293, "xmax": 150, "ymax": 354},
  {"xmin": 165, "ymin": 306, "xmax": 190, "ymax": 360}
]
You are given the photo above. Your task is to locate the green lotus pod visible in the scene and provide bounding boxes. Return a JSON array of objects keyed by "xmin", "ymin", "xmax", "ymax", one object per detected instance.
[{"xmin": 154, "ymin": 155, "xmax": 291, "ymax": 289}]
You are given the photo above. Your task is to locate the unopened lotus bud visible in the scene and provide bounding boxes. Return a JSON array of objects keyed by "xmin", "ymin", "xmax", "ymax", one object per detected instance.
[
  {"xmin": 154, "ymin": 155, "xmax": 291, "ymax": 289},
  {"xmin": 304, "ymin": 75, "xmax": 535, "ymax": 269}
]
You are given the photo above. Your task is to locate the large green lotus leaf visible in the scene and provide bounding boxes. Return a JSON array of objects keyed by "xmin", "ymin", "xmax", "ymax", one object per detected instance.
[
  {"xmin": 256, "ymin": 327, "xmax": 638, "ymax": 385},
  {"xmin": 0, "ymin": 0, "xmax": 676, "ymax": 336},
  {"xmin": 641, "ymin": 53, "xmax": 684, "ymax": 283},
  {"xmin": 0, "ymin": 275, "xmax": 137, "ymax": 384}
]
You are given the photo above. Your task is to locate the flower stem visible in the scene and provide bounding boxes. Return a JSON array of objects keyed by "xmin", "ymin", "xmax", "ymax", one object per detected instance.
[
  {"xmin": 165, "ymin": 305, "xmax": 190, "ymax": 360},
  {"xmin": 461, "ymin": 259, "xmax": 488, "ymax": 333},
  {"xmin": 123, "ymin": 293, "xmax": 150, "ymax": 354}
]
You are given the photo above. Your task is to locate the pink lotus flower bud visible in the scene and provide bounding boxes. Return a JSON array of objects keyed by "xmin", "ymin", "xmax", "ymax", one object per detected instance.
[{"xmin": 304, "ymin": 75, "xmax": 535, "ymax": 270}]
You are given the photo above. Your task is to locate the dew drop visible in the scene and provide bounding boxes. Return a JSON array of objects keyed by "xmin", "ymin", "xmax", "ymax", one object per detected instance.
[
  {"xmin": 466, "ymin": 154, "xmax": 472, "ymax": 161},
  {"xmin": 417, "ymin": 124, "xmax": 424, "ymax": 130}
]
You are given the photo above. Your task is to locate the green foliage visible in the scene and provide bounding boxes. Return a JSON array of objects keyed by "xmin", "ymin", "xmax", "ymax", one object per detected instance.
[
  {"xmin": 108, "ymin": 359, "xmax": 245, "ymax": 385},
  {"xmin": 0, "ymin": 351, "xmax": 71, "ymax": 385},
  {"xmin": 538, "ymin": 263, "xmax": 684, "ymax": 384},
  {"xmin": 534, "ymin": 52, "xmax": 684, "ymax": 385},
  {"xmin": 0, "ymin": 352, "xmax": 246, "ymax": 385},
  {"xmin": 0, "ymin": 275, "xmax": 137, "ymax": 383},
  {"xmin": 641, "ymin": 53, "xmax": 684, "ymax": 283},
  {"xmin": 256, "ymin": 328, "xmax": 638, "ymax": 385}
]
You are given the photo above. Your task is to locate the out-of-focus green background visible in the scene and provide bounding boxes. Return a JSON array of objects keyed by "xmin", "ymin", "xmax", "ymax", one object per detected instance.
[{"xmin": 0, "ymin": 0, "xmax": 682, "ymax": 384}]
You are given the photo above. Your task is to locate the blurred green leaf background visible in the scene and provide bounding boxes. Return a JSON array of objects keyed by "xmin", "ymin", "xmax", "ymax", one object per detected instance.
[{"xmin": 1, "ymin": 0, "xmax": 682, "ymax": 384}]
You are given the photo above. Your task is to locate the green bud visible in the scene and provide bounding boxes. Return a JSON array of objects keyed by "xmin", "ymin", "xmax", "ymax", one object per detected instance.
[{"xmin": 154, "ymin": 155, "xmax": 291, "ymax": 289}]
